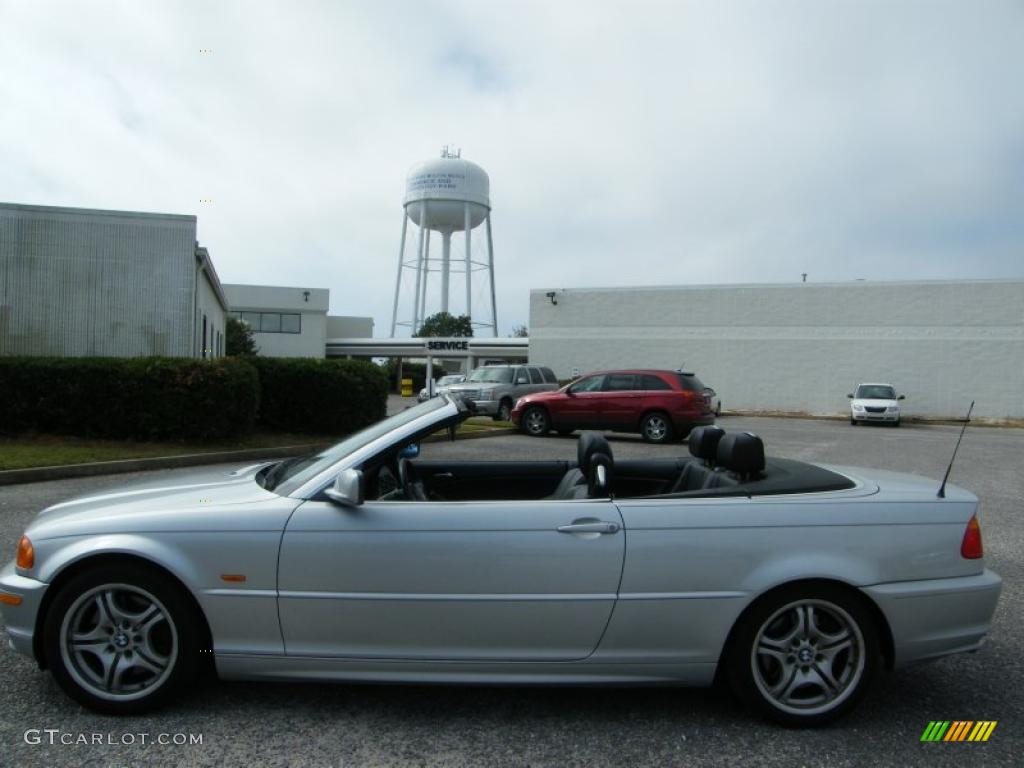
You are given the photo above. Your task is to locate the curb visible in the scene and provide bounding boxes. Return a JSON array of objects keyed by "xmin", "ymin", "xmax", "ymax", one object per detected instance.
[
  {"xmin": 0, "ymin": 429, "xmax": 519, "ymax": 486},
  {"xmin": 0, "ymin": 444, "xmax": 330, "ymax": 487}
]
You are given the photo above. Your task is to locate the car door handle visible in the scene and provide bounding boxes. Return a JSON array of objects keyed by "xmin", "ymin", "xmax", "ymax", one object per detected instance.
[{"xmin": 557, "ymin": 521, "xmax": 620, "ymax": 534}]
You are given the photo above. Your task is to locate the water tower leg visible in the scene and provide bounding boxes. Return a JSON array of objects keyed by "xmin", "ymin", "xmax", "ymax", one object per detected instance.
[
  {"xmin": 441, "ymin": 232, "xmax": 451, "ymax": 314},
  {"xmin": 464, "ymin": 203, "xmax": 472, "ymax": 323},
  {"xmin": 389, "ymin": 213, "xmax": 409, "ymax": 337},
  {"xmin": 421, "ymin": 229, "xmax": 431, "ymax": 324},
  {"xmin": 486, "ymin": 213, "xmax": 497, "ymax": 335},
  {"xmin": 412, "ymin": 202, "xmax": 427, "ymax": 332}
]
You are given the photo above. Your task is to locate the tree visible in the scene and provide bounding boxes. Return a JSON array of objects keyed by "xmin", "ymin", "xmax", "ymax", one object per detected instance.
[
  {"xmin": 510, "ymin": 325, "xmax": 528, "ymax": 338},
  {"xmin": 414, "ymin": 312, "xmax": 473, "ymax": 337},
  {"xmin": 226, "ymin": 317, "xmax": 259, "ymax": 357}
]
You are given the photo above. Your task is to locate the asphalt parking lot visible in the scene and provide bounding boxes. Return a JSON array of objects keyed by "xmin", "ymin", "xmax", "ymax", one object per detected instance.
[{"xmin": 1, "ymin": 415, "xmax": 1021, "ymax": 767}]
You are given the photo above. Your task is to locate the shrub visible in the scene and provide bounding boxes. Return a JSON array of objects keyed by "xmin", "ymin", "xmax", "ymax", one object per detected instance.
[
  {"xmin": 248, "ymin": 357, "xmax": 388, "ymax": 435},
  {"xmin": 0, "ymin": 357, "xmax": 258, "ymax": 440}
]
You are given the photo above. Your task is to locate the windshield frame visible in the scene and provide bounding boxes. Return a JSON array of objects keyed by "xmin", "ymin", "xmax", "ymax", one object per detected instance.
[{"xmin": 272, "ymin": 396, "xmax": 462, "ymax": 498}]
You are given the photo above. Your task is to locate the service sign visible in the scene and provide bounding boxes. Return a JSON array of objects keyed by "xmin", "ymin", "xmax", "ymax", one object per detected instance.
[{"xmin": 426, "ymin": 339, "xmax": 470, "ymax": 351}]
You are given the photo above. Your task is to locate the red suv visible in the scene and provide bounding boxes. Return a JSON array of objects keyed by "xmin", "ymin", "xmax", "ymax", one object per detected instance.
[{"xmin": 510, "ymin": 369, "xmax": 714, "ymax": 443}]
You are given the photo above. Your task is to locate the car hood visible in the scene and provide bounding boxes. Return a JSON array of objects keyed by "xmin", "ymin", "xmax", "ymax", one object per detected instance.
[
  {"xmin": 851, "ymin": 398, "xmax": 899, "ymax": 408},
  {"xmin": 517, "ymin": 389, "xmax": 566, "ymax": 404},
  {"xmin": 26, "ymin": 462, "xmax": 290, "ymax": 540}
]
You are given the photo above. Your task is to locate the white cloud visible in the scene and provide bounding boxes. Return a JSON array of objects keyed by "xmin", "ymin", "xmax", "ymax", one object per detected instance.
[{"xmin": 1, "ymin": 0, "xmax": 1022, "ymax": 334}]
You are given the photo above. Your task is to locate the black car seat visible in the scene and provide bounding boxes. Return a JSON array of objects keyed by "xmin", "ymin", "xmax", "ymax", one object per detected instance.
[
  {"xmin": 704, "ymin": 431, "xmax": 765, "ymax": 488},
  {"xmin": 547, "ymin": 432, "xmax": 613, "ymax": 499},
  {"xmin": 670, "ymin": 425, "xmax": 725, "ymax": 492}
]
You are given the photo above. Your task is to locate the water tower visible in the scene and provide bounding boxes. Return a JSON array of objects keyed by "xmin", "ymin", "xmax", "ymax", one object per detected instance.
[{"xmin": 389, "ymin": 147, "xmax": 498, "ymax": 336}]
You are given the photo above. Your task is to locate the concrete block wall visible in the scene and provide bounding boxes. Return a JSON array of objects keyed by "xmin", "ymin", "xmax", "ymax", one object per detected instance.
[{"xmin": 529, "ymin": 280, "xmax": 1024, "ymax": 420}]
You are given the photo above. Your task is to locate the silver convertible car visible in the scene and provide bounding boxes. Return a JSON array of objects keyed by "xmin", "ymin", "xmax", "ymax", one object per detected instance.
[{"xmin": 0, "ymin": 397, "xmax": 1001, "ymax": 726}]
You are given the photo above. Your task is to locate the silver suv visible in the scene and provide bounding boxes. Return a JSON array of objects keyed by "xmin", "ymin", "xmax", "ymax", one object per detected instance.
[{"xmin": 447, "ymin": 364, "xmax": 559, "ymax": 421}]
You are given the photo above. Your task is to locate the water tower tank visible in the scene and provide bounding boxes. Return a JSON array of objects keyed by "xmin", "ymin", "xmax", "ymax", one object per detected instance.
[
  {"xmin": 390, "ymin": 148, "xmax": 498, "ymax": 337},
  {"xmin": 403, "ymin": 157, "xmax": 490, "ymax": 231}
]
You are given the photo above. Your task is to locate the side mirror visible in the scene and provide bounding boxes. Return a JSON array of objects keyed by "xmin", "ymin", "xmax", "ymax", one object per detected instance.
[
  {"xmin": 400, "ymin": 443, "xmax": 420, "ymax": 459},
  {"xmin": 325, "ymin": 469, "xmax": 364, "ymax": 507},
  {"xmin": 846, "ymin": 393, "xmax": 854, "ymax": 399},
  {"xmin": 898, "ymin": 394, "xmax": 906, "ymax": 400}
]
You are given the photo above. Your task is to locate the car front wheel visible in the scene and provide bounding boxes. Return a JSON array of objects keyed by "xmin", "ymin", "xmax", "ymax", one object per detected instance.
[
  {"xmin": 496, "ymin": 400, "xmax": 513, "ymax": 422},
  {"xmin": 727, "ymin": 585, "xmax": 879, "ymax": 726},
  {"xmin": 640, "ymin": 412, "xmax": 674, "ymax": 443},
  {"xmin": 44, "ymin": 563, "xmax": 202, "ymax": 714},
  {"xmin": 521, "ymin": 406, "xmax": 550, "ymax": 437}
]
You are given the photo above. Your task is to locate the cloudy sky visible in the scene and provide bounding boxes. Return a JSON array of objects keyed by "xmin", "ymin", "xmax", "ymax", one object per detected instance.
[{"xmin": 2, "ymin": 0, "xmax": 1022, "ymax": 335}]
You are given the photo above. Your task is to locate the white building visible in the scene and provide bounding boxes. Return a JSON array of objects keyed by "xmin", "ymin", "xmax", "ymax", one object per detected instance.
[
  {"xmin": 529, "ymin": 279, "xmax": 1024, "ymax": 421},
  {"xmin": 0, "ymin": 202, "xmax": 227, "ymax": 358},
  {"xmin": 224, "ymin": 284, "xmax": 374, "ymax": 358}
]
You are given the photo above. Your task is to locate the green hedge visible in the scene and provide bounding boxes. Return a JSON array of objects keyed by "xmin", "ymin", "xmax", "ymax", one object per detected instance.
[
  {"xmin": 0, "ymin": 357, "xmax": 258, "ymax": 440},
  {"xmin": 249, "ymin": 357, "xmax": 388, "ymax": 435}
]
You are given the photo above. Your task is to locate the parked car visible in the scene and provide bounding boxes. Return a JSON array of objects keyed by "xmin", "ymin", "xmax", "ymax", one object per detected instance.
[
  {"xmin": 704, "ymin": 386, "xmax": 722, "ymax": 417},
  {"xmin": 848, "ymin": 383, "xmax": 906, "ymax": 426},
  {"xmin": 511, "ymin": 369, "xmax": 714, "ymax": 443},
  {"xmin": 446, "ymin": 364, "xmax": 559, "ymax": 421},
  {"xmin": 0, "ymin": 397, "xmax": 1000, "ymax": 726},
  {"xmin": 417, "ymin": 374, "xmax": 466, "ymax": 403}
]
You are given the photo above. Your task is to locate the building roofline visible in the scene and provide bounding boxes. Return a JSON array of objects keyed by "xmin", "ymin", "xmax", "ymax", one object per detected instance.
[
  {"xmin": 532, "ymin": 277, "xmax": 1024, "ymax": 294},
  {"xmin": 0, "ymin": 201, "xmax": 197, "ymax": 223}
]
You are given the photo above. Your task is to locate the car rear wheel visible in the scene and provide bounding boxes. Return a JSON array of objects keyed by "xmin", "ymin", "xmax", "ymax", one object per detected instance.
[
  {"xmin": 495, "ymin": 399, "xmax": 513, "ymax": 422},
  {"xmin": 640, "ymin": 412, "xmax": 673, "ymax": 443},
  {"xmin": 521, "ymin": 406, "xmax": 550, "ymax": 437},
  {"xmin": 727, "ymin": 584, "xmax": 879, "ymax": 726},
  {"xmin": 44, "ymin": 563, "xmax": 202, "ymax": 714}
]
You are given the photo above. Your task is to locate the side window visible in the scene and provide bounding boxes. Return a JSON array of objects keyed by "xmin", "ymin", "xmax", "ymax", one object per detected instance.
[
  {"xmin": 527, "ymin": 367, "xmax": 542, "ymax": 384},
  {"xmin": 603, "ymin": 373, "xmax": 637, "ymax": 391},
  {"xmin": 540, "ymin": 367, "xmax": 557, "ymax": 383},
  {"xmin": 513, "ymin": 367, "xmax": 529, "ymax": 384},
  {"xmin": 640, "ymin": 374, "xmax": 672, "ymax": 391},
  {"xmin": 570, "ymin": 375, "xmax": 605, "ymax": 393}
]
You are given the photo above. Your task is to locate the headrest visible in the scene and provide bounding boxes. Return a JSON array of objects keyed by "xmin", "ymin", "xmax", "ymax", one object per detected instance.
[
  {"xmin": 716, "ymin": 432, "xmax": 765, "ymax": 478},
  {"xmin": 587, "ymin": 452, "xmax": 613, "ymax": 498},
  {"xmin": 577, "ymin": 432, "xmax": 613, "ymax": 474},
  {"xmin": 688, "ymin": 426, "xmax": 725, "ymax": 464}
]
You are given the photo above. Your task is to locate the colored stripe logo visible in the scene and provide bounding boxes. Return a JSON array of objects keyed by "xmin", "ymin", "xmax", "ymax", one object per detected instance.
[{"xmin": 921, "ymin": 721, "xmax": 997, "ymax": 742}]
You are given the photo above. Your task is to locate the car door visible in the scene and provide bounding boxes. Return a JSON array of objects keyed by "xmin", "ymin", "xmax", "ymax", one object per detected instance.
[
  {"xmin": 599, "ymin": 373, "xmax": 641, "ymax": 429},
  {"xmin": 277, "ymin": 496, "xmax": 625, "ymax": 661},
  {"xmin": 551, "ymin": 374, "xmax": 606, "ymax": 430}
]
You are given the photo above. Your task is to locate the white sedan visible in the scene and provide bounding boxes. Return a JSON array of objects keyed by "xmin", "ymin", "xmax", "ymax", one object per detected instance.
[{"xmin": 848, "ymin": 383, "xmax": 906, "ymax": 426}]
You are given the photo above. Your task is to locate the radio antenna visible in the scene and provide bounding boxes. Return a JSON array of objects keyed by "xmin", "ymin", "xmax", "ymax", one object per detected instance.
[{"xmin": 938, "ymin": 401, "xmax": 974, "ymax": 498}]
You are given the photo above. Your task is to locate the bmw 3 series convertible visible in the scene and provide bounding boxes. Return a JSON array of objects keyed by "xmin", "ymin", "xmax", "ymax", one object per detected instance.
[{"xmin": 0, "ymin": 396, "xmax": 1001, "ymax": 726}]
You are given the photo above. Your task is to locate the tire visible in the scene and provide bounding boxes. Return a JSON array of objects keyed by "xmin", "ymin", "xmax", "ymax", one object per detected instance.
[
  {"xmin": 850, "ymin": 418, "xmax": 856, "ymax": 426},
  {"xmin": 640, "ymin": 412, "xmax": 674, "ymax": 443},
  {"xmin": 521, "ymin": 406, "xmax": 550, "ymax": 437},
  {"xmin": 726, "ymin": 584, "xmax": 879, "ymax": 727},
  {"xmin": 495, "ymin": 399, "xmax": 513, "ymax": 423},
  {"xmin": 44, "ymin": 563, "xmax": 203, "ymax": 714},
  {"xmin": 893, "ymin": 418, "xmax": 901, "ymax": 428}
]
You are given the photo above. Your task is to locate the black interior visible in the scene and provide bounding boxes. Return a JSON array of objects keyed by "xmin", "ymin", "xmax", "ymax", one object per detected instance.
[{"xmin": 360, "ymin": 427, "xmax": 854, "ymax": 503}]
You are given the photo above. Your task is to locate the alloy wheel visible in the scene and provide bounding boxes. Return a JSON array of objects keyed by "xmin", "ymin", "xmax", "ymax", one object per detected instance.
[
  {"xmin": 750, "ymin": 599, "xmax": 865, "ymax": 717},
  {"xmin": 60, "ymin": 584, "xmax": 178, "ymax": 702}
]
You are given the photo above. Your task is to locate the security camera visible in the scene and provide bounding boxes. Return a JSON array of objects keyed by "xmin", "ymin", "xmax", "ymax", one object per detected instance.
[{"xmin": 545, "ymin": 291, "xmax": 558, "ymax": 306}]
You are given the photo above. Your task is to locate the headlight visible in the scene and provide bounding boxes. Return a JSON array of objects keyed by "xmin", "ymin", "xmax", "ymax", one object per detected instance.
[
  {"xmin": 888, "ymin": 405, "xmax": 899, "ymax": 412},
  {"xmin": 853, "ymin": 404, "xmax": 864, "ymax": 411}
]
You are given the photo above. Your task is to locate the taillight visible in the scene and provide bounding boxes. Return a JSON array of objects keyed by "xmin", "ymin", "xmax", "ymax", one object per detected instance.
[{"xmin": 961, "ymin": 515, "xmax": 983, "ymax": 559}]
